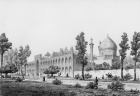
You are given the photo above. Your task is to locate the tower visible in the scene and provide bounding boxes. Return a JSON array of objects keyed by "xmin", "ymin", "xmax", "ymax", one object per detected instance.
[{"xmin": 89, "ymin": 38, "xmax": 94, "ymax": 64}]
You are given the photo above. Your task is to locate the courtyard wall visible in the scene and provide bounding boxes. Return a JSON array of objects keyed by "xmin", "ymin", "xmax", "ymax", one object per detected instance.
[{"xmin": 74, "ymin": 69, "xmax": 140, "ymax": 79}]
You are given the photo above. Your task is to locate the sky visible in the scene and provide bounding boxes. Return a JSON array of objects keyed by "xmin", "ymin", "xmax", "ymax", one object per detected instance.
[{"xmin": 0, "ymin": 0, "xmax": 140, "ymax": 62}]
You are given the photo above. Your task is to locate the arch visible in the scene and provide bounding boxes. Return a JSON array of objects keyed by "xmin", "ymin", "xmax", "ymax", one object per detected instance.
[
  {"xmin": 61, "ymin": 67, "xmax": 64, "ymax": 74},
  {"xmin": 65, "ymin": 67, "xmax": 68, "ymax": 74},
  {"xmin": 58, "ymin": 58, "xmax": 60, "ymax": 65},
  {"xmin": 56, "ymin": 59, "xmax": 57, "ymax": 65},
  {"xmin": 51, "ymin": 60, "xmax": 52, "ymax": 65},
  {"xmin": 62, "ymin": 58, "xmax": 64, "ymax": 65},
  {"xmin": 48, "ymin": 60, "xmax": 50, "ymax": 65},
  {"xmin": 36, "ymin": 60, "xmax": 39, "ymax": 76},
  {"xmin": 53, "ymin": 60, "xmax": 55, "ymax": 65},
  {"xmin": 69, "ymin": 57, "xmax": 72, "ymax": 64},
  {"xmin": 69, "ymin": 66, "xmax": 72, "ymax": 74},
  {"xmin": 65, "ymin": 57, "xmax": 68, "ymax": 64}
]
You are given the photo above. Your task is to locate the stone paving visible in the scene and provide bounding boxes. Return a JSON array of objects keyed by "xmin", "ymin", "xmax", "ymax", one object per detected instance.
[{"xmin": 25, "ymin": 78, "xmax": 140, "ymax": 91}]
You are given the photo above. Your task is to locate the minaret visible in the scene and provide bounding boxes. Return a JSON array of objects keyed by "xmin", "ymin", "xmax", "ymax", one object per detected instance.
[{"xmin": 89, "ymin": 38, "xmax": 94, "ymax": 64}]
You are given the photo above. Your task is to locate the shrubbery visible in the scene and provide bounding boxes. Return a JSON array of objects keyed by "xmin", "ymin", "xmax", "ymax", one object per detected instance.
[
  {"xmin": 75, "ymin": 74, "xmax": 80, "ymax": 79},
  {"xmin": 125, "ymin": 64, "xmax": 134, "ymax": 70},
  {"xmin": 86, "ymin": 67, "xmax": 93, "ymax": 71},
  {"xmin": 84, "ymin": 73, "xmax": 92, "ymax": 79},
  {"xmin": 73, "ymin": 83, "xmax": 82, "ymax": 88},
  {"xmin": 130, "ymin": 89, "xmax": 139, "ymax": 94},
  {"xmin": 108, "ymin": 81, "xmax": 124, "ymax": 91},
  {"xmin": 75, "ymin": 73, "xmax": 92, "ymax": 80},
  {"xmin": 94, "ymin": 62, "xmax": 110, "ymax": 70},
  {"xmin": 15, "ymin": 77, "xmax": 23, "ymax": 82},
  {"xmin": 85, "ymin": 82, "xmax": 98, "ymax": 89},
  {"xmin": 106, "ymin": 73, "xmax": 113, "ymax": 79},
  {"xmin": 123, "ymin": 73, "xmax": 132, "ymax": 81},
  {"xmin": 52, "ymin": 79, "xmax": 62, "ymax": 85},
  {"xmin": 112, "ymin": 75, "xmax": 120, "ymax": 81}
]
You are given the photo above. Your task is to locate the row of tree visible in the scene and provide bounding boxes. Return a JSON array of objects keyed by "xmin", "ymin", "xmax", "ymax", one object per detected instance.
[
  {"xmin": 0, "ymin": 33, "xmax": 31, "ymax": 79},
  {"xmin": 119, "ymin": 32, "xmax": 140, "ymax": 81},
  {"xmin": 45, "ymin": 47, "xmax": 77, "ymax": 58}
]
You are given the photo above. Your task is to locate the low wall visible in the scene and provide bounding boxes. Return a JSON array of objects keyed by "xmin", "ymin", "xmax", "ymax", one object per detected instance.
[{"xmin": 74, "ymin": 69, "xmax": 140, "ymax": 79}]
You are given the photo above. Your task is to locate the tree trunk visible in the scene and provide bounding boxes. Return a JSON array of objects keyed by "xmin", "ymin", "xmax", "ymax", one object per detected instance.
[
  {"xmin": 24, "ymin": 65, "xmax": 26, "ymax": 76},
  {"xmin": 51, "ymin": 74, "xmax": 53, "ymax": 77},
  {"xmin": 21, "ymin": 66, "xmax": 24, "ymax": 80},
  {"xmin": 82, "ymin": 64, "xmax": 85, "ymax": 80},
  {"xmin": 121, "ymin": 59, "xmax": 124, "ymax": 80},
  {"xmin": 1, "ymin": 53, "xmax": 3, "ymax": 79},
  {"xmin": 134, "ymin": 61, "xmax": 137, "ymax": 81}
]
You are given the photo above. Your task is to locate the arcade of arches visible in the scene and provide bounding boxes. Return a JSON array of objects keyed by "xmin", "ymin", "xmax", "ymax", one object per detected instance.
[{"xmin": 27, "ymin": 54, "xmax": 75, "ymax": 77}]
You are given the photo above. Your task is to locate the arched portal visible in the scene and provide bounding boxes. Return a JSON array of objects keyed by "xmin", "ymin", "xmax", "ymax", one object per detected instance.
[
  {"xmin": 36, "ymin": 60, "xmax": 39, "ymax": 76},
  {"xmin": 69, "ymin": 66, "xmax": 72, "ymax": 73},
  {"xmin": 65, "ymin": 67, "xmax": 68, "ymax": 75}
]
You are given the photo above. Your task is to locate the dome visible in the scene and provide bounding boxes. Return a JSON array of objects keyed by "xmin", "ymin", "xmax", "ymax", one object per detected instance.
[{"xmin": 99, "ymin": 35, "xmax": 117, "ymax": 51}]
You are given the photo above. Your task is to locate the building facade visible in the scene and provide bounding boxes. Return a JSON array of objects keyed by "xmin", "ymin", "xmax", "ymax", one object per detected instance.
[
  {"xmin": 26, "ymin": 53, "xmax": 83, "ymax": 77},
  {"xmin": 26, "ymin": 35, "xmax": 120, "ymax": 77}
]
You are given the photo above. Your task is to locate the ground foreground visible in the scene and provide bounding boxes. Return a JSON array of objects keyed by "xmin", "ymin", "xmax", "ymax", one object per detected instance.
[{"xmin": 0, "ymin": 79, "xmax": 140, "ymax": 96}]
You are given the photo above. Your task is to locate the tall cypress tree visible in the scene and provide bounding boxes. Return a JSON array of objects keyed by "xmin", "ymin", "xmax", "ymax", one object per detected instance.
[
  {"xmin": 119, "ymin": 32, "xmax": 129, "ymax": 79},
  {"xmin": 0, "ymin": 33, "xmax": 12, "ymax": 67},
  {"xmin": 75, "ymin": 32, "xmax": 88, "ymax": 80},
  {"xmin": 130, "ymin": 32, "xmax": 140, "ymax": 81}
]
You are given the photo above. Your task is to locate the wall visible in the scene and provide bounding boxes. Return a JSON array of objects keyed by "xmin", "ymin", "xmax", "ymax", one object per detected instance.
[{"xmin": 74, "ymin": 69, "xmax": 140, "ymax": 79}]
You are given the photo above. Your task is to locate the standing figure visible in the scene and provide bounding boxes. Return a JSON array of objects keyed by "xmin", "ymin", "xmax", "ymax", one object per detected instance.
[
  {"xmin": 95, "ymin": 77, "xmax": 98, "ymax": 85},
  {"xmin": 43, "ymin": 76, "xmax": 45, "ymax": 81}
]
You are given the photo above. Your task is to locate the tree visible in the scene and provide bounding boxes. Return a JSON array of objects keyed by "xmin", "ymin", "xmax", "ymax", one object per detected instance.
[
  {"xmin": 64, "ymin": 47, "xmax": 69, "ymax": 54},
  {"xmin": 130, "ymin": 32, "xmax": 140, "ymax": 81},
  {"xmin": 75, "ymin": 32, "xmax": 88, "ymax": 80},
  {"xmin": 4, "ymin": 49, "xmax": 20, "ymax": 74},
  {"xmin": 45, "ymin": 52, "xmax": 51, "ymax": 57},
  {"xmin": 0, "ymin": 33, "xmax": 12, "ymax": 67},
  {"xmin": 59, "ymin": 48, "xmax": 65, "ymax": 55},
  {"xmin": 52, "ymin": 51, "xmax": 59, "ymax": 57},
  {"xmin": 0, "ymin": 64, "xmax": 18, "ymax": 77},
  {"xmin": 119, "ymin": 32, "xmax": 129, "ymax": 79},
  {"xmin": 18, "ymin": 45, "xmax": 31, "ymax": 79},
  {"xmin": 70, "ymin": 46, "xmax": 74, "ymax": 53},
  {"xmin": 43, "ymin": 65, "xmax": 60, "ymax": 77},
  {"xmin": 111, "ymin": 61, "xmax": 121, "ymax": 69}
]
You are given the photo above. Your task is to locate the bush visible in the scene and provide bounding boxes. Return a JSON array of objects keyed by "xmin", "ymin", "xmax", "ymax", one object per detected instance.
[
  {"xmin": 112, "ymin": 76, "xmax": 120, "ymax": 81},
  {"xmin": 15, "ymin": 77, "xmax": 23, "ymax": 82},
  {"xmin": 79, "ymin": 76, "xmax": 83, "ymax": 80},
  {"xmin": 85, "ymin": 82, "xmax": 98, "ymax": 89},
  {"xmin": 106, "ymin": 73, "xmax": 113, "ymax": 79},
  {"xmin": 102, "ymin": 75, "xmax": 104, "ymax": 79},
  {"xmin": 73, "ymin": 83, "xmax": 82, "ymax": 88},
  {"xmin": 94, "ymin": 63, "xmax": 110, "ymax": 70},
  {"xmin": 130, "ymin": 89, "xmax": 139, "ymax": 94},
  {"xmin": 123, "ymin": 73, "xmax": 132, "ymax": 81},
  {"xmin": 5, "ymin": 75, "xmax": 11, "ymax": 78},
  {"xmin": 86, "ymin": 67, "xmax": 93, "ymax": 71},
  {"xmin": 125, "ymin": 65, "xmax": 134, "ymax": 70},
  {"xmin": 52, "ymin": 79, "xmax": 62, "ymax": 85},
  {"xmin": 12, "ymin": 77, "xmax": 17, "ymax": 80},
  {"xmin": 84, "ymin": 73, "xmax": 92, "ymax": 79},
  {"xmin": 108, "ymin": 81, "xmax": 124, "ymax": 91},
  {"xmin": 75, "ymin": 74, "xmax": 80, "ymax": 79}
]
